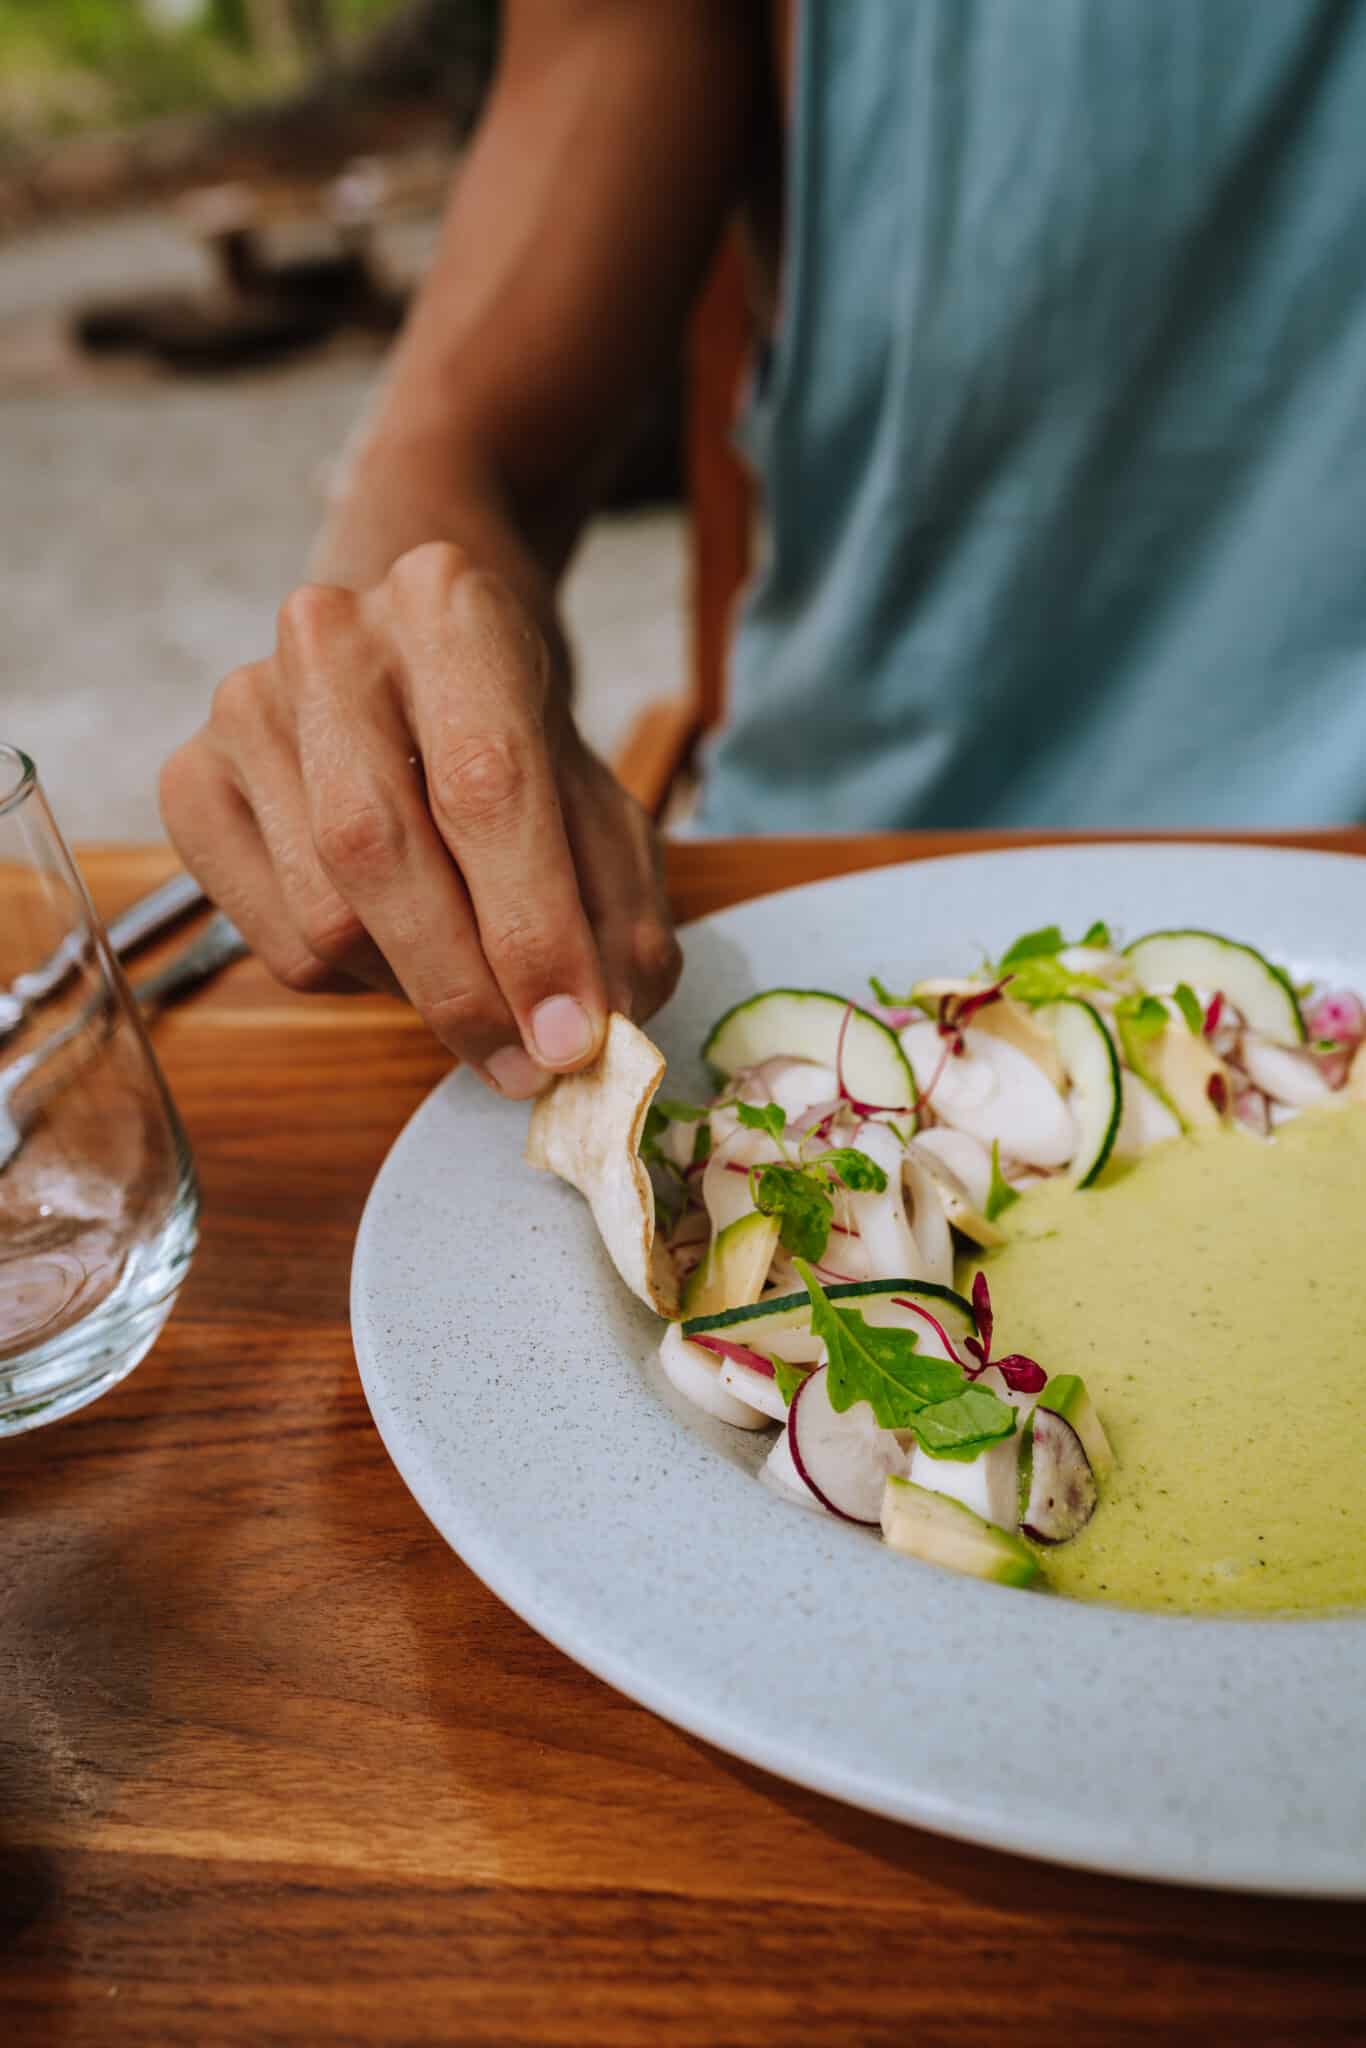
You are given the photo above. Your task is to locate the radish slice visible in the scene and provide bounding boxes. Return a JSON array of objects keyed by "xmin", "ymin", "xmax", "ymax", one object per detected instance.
[
  {"xmin": 786, "ymin": 1366, "xmax": 909, "ymax": 1523},
  {"xmin": 657, "ymin": 1324, "xmax": 770, "ymax": 1429},
  {"xmin": 1241, "ymin": 1033, "xmax": 1334, "ymax": 1108},
  {"xmin": 762, "ymin": 1426, "xmax": 824, "ymax": 1508},
  {"xmin": 910, "ymin": 1127, "xmax": 993, "ymax": 1212},
  {"xmin": 900, "ymin": 1021, "xmax": 1076, "ymax": 1167},
  {"xmin": 1020, "ymin": 1407, "xmax": 1099, "ymax": 1543}
]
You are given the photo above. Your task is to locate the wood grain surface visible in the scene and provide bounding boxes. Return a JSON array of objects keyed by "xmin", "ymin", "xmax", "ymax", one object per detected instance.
[{"xmin": 3, "ymin": 833, "xmax": 1365, "ymax": 2048}]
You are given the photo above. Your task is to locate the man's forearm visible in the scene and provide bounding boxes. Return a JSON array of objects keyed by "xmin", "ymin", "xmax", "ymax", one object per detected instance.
[{"xmin": 309, "ymin": 0, "xmax": 761, "ymax": 606}]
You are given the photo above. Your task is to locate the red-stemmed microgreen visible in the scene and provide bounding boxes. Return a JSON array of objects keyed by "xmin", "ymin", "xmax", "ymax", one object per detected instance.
[{"xmin": 960, "ymin": 1271, "xmax": 1047, "ymax": 1393}]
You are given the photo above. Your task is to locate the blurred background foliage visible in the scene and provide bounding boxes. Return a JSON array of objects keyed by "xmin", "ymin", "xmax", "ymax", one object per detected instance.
[{"xmin": 0, "ymin": 1, "xmax": 485, "ymax": 146}]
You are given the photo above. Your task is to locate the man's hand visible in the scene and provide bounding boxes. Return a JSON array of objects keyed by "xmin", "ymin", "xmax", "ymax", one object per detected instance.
[{"xmin": 159, "ymin": 542, "xmax": 680, "ymax": 1097}]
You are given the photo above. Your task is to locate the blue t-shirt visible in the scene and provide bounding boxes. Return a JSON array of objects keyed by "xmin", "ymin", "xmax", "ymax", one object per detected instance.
[{"xmin": 697, "ymin": 0, "xmax": 1366, "ymax": 830}]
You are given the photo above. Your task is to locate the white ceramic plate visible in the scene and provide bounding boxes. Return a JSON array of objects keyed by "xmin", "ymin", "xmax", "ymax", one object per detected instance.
[{"xmin": 351, "ymin": 843, "xmax": 1366, "ymax": 1895}]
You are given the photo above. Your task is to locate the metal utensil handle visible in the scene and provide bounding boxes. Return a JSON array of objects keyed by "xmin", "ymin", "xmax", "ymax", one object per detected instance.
[
  {"xmin": 131, "ymin": 913, "xmax": 249, "ymax": 1012},
  {"xmin": 105, "ymin": 870, "xmax": 206, "ymax": 959},
  {"xmin": 9, "ymin": 869, "xmax": 208, "ymax": 1011}
]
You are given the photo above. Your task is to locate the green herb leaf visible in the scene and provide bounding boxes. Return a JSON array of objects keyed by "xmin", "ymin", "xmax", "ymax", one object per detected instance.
[
  {"xmin": 999, "ymin": 924, "xmax": 1066, "ymax": 968},
  {"xmin": 1081, "ymin": 920, "xmax": 1113, "ymax": 949},
  {"xmin": 1116, "ymin": 991, "xmax": 1169, "ymax": 1042},
  {"xmin": 654, "ymin": 1097, "xmax": 709, "ymax": 1123},
  {"xmin": 691, "ymin": 1121, "xmax": 712, "ymax": 1166},
  {"xmin": 868, "ymin": 973, "xmax": 911, "ymax": 1007},
  {"xmin": 1171, "ymin": 983, "xmax": 1204, "ymax": 1036},
  {"xmin": 795, "ymin": 1261, "xmax": 964, "ymax": 1428},
  {"xmin": 770, "ymin": 1355, "xmax": 811, "ymax": 1407},
  {"xmin": 819, "ymin": 1146, "xmax": 888, "ymax": 1194},
  {"xmin": 639, "ymin": 1103, "xmax": 669, "ymax": 1165},
  {"xmin": 911, "ymin": 1385, "xmax": 1018, "ymax": 1461},
  {"xmin": 754, "ymin": 1166, "xmax": 832, "ymax": 1262},
  {"xmin": 984, "ymin": 1139, "xmax": 1020, "ymax": 1223},
  {"xmin": 736, "ymin": 1101, "xmax": 788, "ymax": 1144}
]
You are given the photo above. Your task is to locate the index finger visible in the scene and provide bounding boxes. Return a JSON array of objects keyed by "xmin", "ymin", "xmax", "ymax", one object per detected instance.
[{"xmin": 384, "ymin": 548, "xmax": 609, "ymax": 1075}]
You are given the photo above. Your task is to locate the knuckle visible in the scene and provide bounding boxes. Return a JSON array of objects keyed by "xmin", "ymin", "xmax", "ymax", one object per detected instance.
[
  {"xmin": 483, "ymin": 909, "xmax": 561, "ymax": 988},
  {"xmin": 275, "ymin": 948, "xmax": 334, "ymax": 996},
  {"xmin": 277, "ymin": 582, "xmax": 356, "ymax": 664},
  {"xmin": 296, "ymin": 897, "xmax": 367, "ymax": 968},
  {"xmin": 313, "ymin": 794, "xmax": 404, "ymax": 882},
  {"xmin": 157, "ymin": 743, "xmax": 199, "ymax": 831},
  {"xmin": 210, "ymin": 662, "xmax": 269, "ymax": 738},
  {"xmin": 633, "ymin": 916, "xmax": 683, "ymax": 994},
  {"xmin": 423, "ymin": 982, "xmax": 505, "ymax": 1053},
  {"xmin": 427, "ymin": 732, "xmax": 528, "ymax": 838},
  {"xmin": 388, "ymin": 539, "xmax": 470, "ymax": 605}
]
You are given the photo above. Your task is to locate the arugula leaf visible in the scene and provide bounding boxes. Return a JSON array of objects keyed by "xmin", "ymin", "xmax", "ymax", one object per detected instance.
[
  {"xmin": 770, "ymin": 1355, "xmax": 811, "ymax": 1407},
  {"xmin": 1116, "ymin": 991, "xmax": 1168, "ymax": 1042},
  {"xmin": 736, "ymin": 1101, "xmax": 788, "ymax": 1145},
  {"xmin": 691, "ymin": 1121, "xmax": 712, "ymax": 1166},
  {"xmin": 984, "ymin": 1140, "xmax": 1020, "ymax": 1223},
  {"xmin": 796, "ymin": 1261, "xmax": 963, "ymax": 1427},
  {"xmin": 754, "ymin": 1166, "xmax": 832, "ymax": 1262},
  {"xmin": 819, "ymin": 1146, "xmax": 888, "ymax": 1194},
  {"xmin": 999, "ymin": 924, "xmax": 1066, "ymax": 968},
  {"xmin": 1081, "ymin": 920, "xmax": 1113, "ymax": 949},
  {"xmin": 1171, "ymin": 983, "xmax": 1204, "ymax": 1036},
  {"xmin": 911, "ymin": 1385, "xmax": 1018, "ymax": 1461},
  {"xmin": 654, "ymin": 1097, "xmax": 708, "ymax": 1123}
]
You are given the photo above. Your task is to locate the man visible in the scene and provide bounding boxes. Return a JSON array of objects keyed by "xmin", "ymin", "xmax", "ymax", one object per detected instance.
[{"xmin": 161, "ymin": 0, "xmax": 1366, "ymax": 1100}]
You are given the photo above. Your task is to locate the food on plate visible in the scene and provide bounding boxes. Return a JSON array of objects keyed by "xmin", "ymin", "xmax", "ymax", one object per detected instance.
[
  {"xmin": 525, "ymin": 919, "xmax": 1366, "ymax": 1610},
  {"xmin": 525, "ymin": 1012, "xmax": 679, "ymax": 1317}
]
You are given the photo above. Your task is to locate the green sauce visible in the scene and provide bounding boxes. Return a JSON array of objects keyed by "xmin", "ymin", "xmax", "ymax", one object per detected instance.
[{"xmin": 964, "ymin": 1103, "xmax": 1366, "ymax": 1616}]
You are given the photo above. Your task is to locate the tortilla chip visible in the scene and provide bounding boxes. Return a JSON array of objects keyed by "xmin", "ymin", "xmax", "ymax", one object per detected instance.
[{"xmin": 525, "ymin": 1012, "xmax": 679, "ymax": 1317}]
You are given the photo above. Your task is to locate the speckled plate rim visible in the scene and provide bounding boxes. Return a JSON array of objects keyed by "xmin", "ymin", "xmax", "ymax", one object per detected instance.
[{"xmin": 352, "ymin": 843, "xmax": 1366, "ymax": 1896}]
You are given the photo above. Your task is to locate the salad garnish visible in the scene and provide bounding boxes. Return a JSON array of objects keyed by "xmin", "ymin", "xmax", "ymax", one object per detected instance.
[{"xmin": 526, "ymin": 918, "xmax": 1366, "ymax": 1592}]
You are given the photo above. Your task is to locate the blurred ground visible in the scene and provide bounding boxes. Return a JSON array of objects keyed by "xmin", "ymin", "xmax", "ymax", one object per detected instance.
[{"xmin": 0, "ymin": 204, "xmax": 684, "ymax": 841}]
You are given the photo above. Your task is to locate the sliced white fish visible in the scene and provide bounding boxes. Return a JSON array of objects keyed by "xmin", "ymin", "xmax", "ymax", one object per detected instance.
[
  {"xmin": 900, "ymin": 1148, "xmax": 954, "ymax": 1287},
  {"xmin": 844, "ymin": 1117, "xmax": 925, "ymax": 1283},
  {"xmin": 1242, "ymin": 1033, "xmax": 1333, "ymax": 1108},
  {"xmin": 700, "ymin": 1118, "xmax": 782, "ymax": 1235},
  {"xmin": 718, "ymin": 1355, "xmax": 788, "ymax": 1422},
  {"xmin": 910, "ymin": 1126, "xmax": 994, "ymax": 1212},
  {"xmin": 908, "ymin": 1429, "xmax": 1022, "ymax": 1533},
  {"xmin": 901, "ymin": 1021, "xmax": 1076, "ymax": 1168},
  {"xmin": 1110, "ymin": 1068, "xmax": 1182, "ymax": 1159},
  {"xmin": 658, "ymin": 1323, "xmax": 770, "ymax": 1428}
]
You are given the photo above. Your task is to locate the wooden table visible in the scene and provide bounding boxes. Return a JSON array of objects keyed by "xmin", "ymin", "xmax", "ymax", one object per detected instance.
[{"xmin": 5, "ymin": 833, "xmax": 1365, "ymax": 2047}]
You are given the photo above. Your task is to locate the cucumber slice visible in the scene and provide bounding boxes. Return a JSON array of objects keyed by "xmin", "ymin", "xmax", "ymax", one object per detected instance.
[
  {"xmin": 682, "ymin": 1277, "xmax": 977, "ymax": 1348},
  {"xmin": 1124, "ymin": 929, "xmax": 1304, "ymax": 1044},
  {"xmin": 881, "ymin": 1475, "xmax": 1039, "ymax": 1587},
  {"xmin": 680, "ymin": 1211, "xmax": 779, "ymax": 1319},
  {"xmin": 1043, "ymin": 997, "xmax": 1122, "ymax": 1188},
  {"xmin": 703, "ymin": 988, "xmax": 916, "ymax": 1111},
  {"xmin": 1036, "ymin": 1372, "xmax": 1115, "ymax": 1484}
]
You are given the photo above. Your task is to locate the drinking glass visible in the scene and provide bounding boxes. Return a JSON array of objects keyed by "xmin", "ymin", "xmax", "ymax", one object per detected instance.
[{"xmin": 0, "ymin": 746, "xmax": 197, "ymax": 1432}]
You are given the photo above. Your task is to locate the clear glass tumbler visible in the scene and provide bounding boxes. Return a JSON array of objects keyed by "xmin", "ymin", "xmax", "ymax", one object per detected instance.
[{"xmin": 0, "ymin": 746, "xmax": 197, "ymax": 1432}]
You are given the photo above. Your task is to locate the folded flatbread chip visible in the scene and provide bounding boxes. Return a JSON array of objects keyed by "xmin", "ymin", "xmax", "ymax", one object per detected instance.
[{"xmin": 525, "ymin": 1012, "xmax": 679, "ymax": 1316}]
